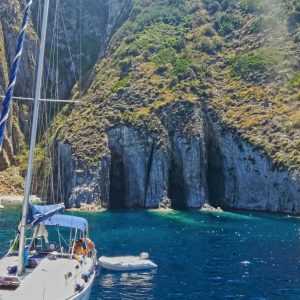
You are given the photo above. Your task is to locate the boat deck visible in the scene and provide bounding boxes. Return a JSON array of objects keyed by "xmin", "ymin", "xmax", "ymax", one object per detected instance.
[{"xmin": 0, "ymin": 252, "xmax": 95, "ymax": 300}]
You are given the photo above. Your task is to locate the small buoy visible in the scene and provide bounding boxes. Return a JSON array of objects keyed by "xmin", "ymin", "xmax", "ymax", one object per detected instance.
[{"xmin": 140, "ymin": 252, "xmax": 149, "ymax": 260}]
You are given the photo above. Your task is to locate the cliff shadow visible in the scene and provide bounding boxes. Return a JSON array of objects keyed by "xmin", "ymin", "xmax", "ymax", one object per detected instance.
[
  {"xmin": 206, "ymin": 125, "xmax": 226, "ymax": 208},
  {"xmin": 109, "ymin": 152, "xmax": 126, "ymax": 209},
  {"xmin": 168, "ymin": 158, "xmax": 186, "ymax": 209}
]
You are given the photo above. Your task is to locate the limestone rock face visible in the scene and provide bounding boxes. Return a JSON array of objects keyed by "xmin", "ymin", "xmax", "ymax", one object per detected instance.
[
  {"xmin": 54, "ymin": 143, "xmax": 110, "ymax": 208},
  {"xmin": 208, "ymin": 121, "xmax": 300, "ymax": 213},
  {"xmin": 57, "ymin": 122, "xmax": 210, "ymax": 209},
  {"xmin": 170, "ymin": 134, "xmax": 208, "ymax": 208},
  {"xmin": 56, "ymin": 115, "xmax": 300, "ymax": 213},
  {"xmin": 107, "ymin": 126, "xmax": 208, "ymax": 208},
  {"xmin": 108, "ymin": 126, "xmax": 153, "ymax": 208},
  {"xmin": 145, "ymin": 146, "xmax": 169, "ymax": 208}
]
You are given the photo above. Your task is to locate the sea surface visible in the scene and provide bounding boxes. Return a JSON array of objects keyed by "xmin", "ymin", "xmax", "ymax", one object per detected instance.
[{"xmin": 0, "ymin": 206, "xmax": 300, "ymax": 299}]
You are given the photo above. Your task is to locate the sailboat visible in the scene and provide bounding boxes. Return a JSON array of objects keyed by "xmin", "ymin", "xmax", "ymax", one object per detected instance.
[
  {"xmin": 0, "ymin": 200, "xmax": 4, "ymax": 209},
  {"xmin": 0, "ymin": 0, "xmax": 97, "ymax": 299}
]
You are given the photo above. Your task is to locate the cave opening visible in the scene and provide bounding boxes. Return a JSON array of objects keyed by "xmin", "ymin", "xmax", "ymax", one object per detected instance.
[
  {"xmin": 109, "ymin": 153, "xmax": 126, "ymax": 209},
  {"xmin": 168, "ymin": 160, "xmax": 186, "ymax": 209},
  {"xmin": 206, "ymin": 137, "xmax": 225, "ymax": 208}
]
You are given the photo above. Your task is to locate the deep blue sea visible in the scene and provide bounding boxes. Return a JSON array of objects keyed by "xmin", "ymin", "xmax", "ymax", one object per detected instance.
[{"xmin": 1, "ymin": 206, "xmax": 300, "ymax": 299}]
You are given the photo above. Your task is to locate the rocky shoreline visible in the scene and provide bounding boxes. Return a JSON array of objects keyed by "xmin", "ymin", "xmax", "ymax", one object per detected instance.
[{"xmin": 0, "ymin": 195, "xmax": 42, "ymax": 205}]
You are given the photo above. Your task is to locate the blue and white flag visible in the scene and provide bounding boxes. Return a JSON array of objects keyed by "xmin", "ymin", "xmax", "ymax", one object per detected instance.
[{"xmin": 0, "ymin": 0, "xmax": 33, "ymax": 150}]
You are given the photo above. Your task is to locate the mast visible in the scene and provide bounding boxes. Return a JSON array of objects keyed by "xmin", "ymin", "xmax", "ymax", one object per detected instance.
[{"xmin": 17, "ymin": 0, "xmax": 50, "ymax": 276}]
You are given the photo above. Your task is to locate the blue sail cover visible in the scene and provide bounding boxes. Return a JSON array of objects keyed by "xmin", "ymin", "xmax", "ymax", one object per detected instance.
[
  {"xmin": 45, "ymin": 215, "xmax": 88, "ymax": 234},
  {"xmin": 27, "ymin": 203, "xmax": 65, "ymax": 227}
]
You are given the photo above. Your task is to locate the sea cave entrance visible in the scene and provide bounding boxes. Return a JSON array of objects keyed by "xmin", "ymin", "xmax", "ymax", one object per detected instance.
[
  {"xmin": 109, "ymin": 153, "xmax": 126, "ymax": 209},
  {"xmin": 168, "ymin": 160, "xmax": 186, "ymax": 210},
  {"xmin": 206, "ymin": 137, "xmax": 225, "ymax": 208}
]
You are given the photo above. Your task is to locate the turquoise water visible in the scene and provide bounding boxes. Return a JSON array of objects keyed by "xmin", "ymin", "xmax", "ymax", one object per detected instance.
[{"xmin": 1, "ymin": 207, "xmax": 300, "ymax": 299}]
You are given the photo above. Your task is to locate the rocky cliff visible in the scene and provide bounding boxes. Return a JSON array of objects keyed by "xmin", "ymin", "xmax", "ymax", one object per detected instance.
[
  {"xmin": 50, "ymin": 0, "xmax": 300, "ymax": 212},
  {"xmin": 0, "ymin": 0, "xmax": 131, "ymax": 191},
  {"xmin": 54, "ymin": 105, "xmax": 300, "ymax": 213},
  {"xmin": 207, "ymin": 117, "xmax": 300, "ymax": 213},
  {"xmin": 31, "ymin": 0, "xmax": 131, "ymax": 98},
  {"xmin": 1, "ymin": 0, "xmax": 300, "ymax": 213}
]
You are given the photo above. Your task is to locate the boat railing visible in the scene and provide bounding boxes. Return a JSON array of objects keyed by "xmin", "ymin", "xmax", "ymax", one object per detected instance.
[
  {"xmin": 8, "ymin": 237, "xmax": 97, "ymax": 262},
  {"xmin": 8, "ymin": 237, "xmax": 43, "ymax": 254}
]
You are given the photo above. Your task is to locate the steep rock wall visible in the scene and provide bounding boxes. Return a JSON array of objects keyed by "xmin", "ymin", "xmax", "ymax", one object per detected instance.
[
  {"xmin": 33, "ymin": 0, "xmax": 131, "ymax": 97},
  {"xmin": 56, "ymin": 120, "xmax": 209, "ymax": 209},
  {"xmin": 108, "ymin": 126, "xmax": 154, "ymax": 208},
  {"xmin": 55, "ymin": 116, "xmax": 300, "ymax": 213},
  {"xmin": 53, "ymin": 143, "xmax": 110, "ymax": 208},
  {"xmin": 207, "ymin": 119, "xmax": 300, "ymax": 213},
  {"xmin": 169, "ymin": 134, "xmax": 208, "ymax": 208},
  {"xmin": 0, "ymin": 0, "xmax": 131, "ymax": 166}
]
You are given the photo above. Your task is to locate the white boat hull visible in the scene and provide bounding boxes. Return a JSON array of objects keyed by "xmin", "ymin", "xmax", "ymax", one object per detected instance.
[
  {"xmin": 71, "ymin": 271, "xmax": 95, "ymax": 300},
  {"xmin": 99, "ymin": 255, "xmax": 157, "ymax": 272},
  {"xmin": 0, "ymin": 254, "xmax": 97, "ymax": 300}
]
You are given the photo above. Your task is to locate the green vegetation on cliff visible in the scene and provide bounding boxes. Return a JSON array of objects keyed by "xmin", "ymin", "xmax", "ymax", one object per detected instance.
[
  {"xmin": 54, "ymin": 0, "xmax": 300, "ymax": 171},
  {"xmin": 0, "ymin": 0, "xmax": 295, "ymax": 177}
]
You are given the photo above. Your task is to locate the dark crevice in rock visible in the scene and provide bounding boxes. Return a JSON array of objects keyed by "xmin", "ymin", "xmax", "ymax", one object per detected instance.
[
  {"xmin": 109, "ymin": 152, "xmax": 126, "ymax": 209},
  {"xmin": 168, "ymin": 157, "xmax": 186, "ymax": 209},
  {"xmin": 145, "ymin": 142, "xmax": 155, "ymax": 200},
  {"xmin": 206, "ymin": 134, "xmax": 225, "ymax": 208}
]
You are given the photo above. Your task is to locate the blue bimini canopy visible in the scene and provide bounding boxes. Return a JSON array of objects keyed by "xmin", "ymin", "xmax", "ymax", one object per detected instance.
[
  {"xmin": 27, "ymin": 204, "xmax": 65, "ymax": 227},
  {"xmin": 45, "ymin": 215, "xmax": 88, "ymax": 234}
]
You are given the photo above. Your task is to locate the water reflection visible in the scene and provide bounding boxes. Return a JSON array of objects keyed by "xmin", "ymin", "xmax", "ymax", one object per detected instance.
[
  {"xmin": 101, "ymin": 270, "xmax": 156, "ymax": 288},
  {"xmin": 99, "ymin": 270, "xmax": 156, "ymax": 300}
]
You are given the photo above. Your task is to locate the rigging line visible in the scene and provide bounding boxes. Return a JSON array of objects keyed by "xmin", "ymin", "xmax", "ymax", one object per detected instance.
[
  {"xmin": 54, "ymin": 0, "xmax": 62, "ymax": 204},
  {"xmin": 42, "ymin": 0, "xmax": 59, "ymax": 137},
  {"xmin": 52, "ymin": 0, "xmax": 61, "ymax": 203},
  {"xmin": 56, "ymin": 225, "xmax": 62, "ymax": 250},
  {"xmin": 50, "ymin": 1, "xmax": 60, "ymax": 203},
  {"xmin": 55, "ymin": 226, "xmax": 69, "ymax": 249},
  {"xmin": 71, "ymin": 0, "xmax": 80, "ymax": 87},
  {"xmin": 54, "ymin": 4, "xmax": 60, "ymax": 203},
  {"xmin": 44, "ymin": 0, "xmax": 59, "ymax": 100},
  {"xmin": 79, "ymin": 0, "xmax": 82, "ymax": 98},
  {"xmin": 41, "ymin": 0, "xmax": 60, "ymax": 202},
  {"xmin": 56, "ymin": 0, "xmax": 60, "ymax": 100},
  {"xmin": 29, "ymin": 0, "xmax": 42, "ymax": 137},
  {"xmin": 44, "ymin": 0, "xmax": 57, "ymax": 203},
  {"xmin": 54, "ymin": 0, "xmax": 63, "ymax": 201},
  {"xmin": 59, "ymin": 8, "xmax": 78, "ymax": 83}
]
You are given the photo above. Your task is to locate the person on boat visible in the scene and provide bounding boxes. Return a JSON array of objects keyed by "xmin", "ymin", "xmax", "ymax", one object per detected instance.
[{"xmin": 74, "ymin": 239, "xmax": 85, "ymax": 256}]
